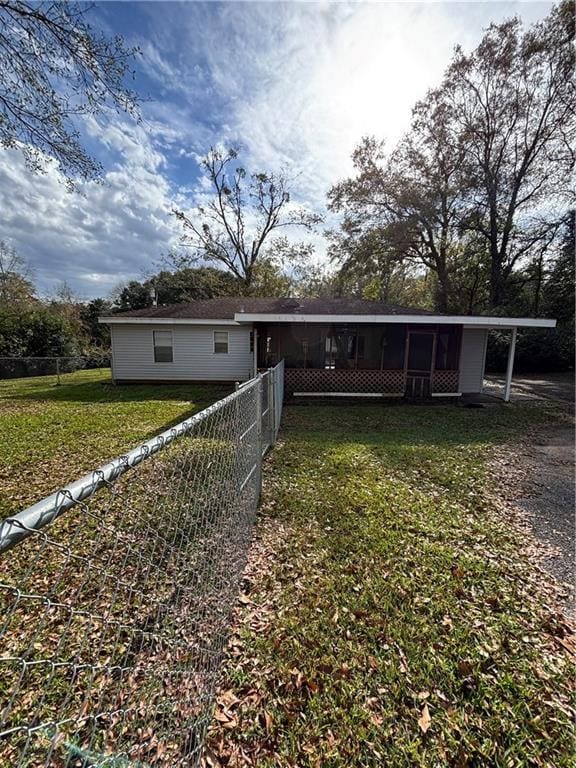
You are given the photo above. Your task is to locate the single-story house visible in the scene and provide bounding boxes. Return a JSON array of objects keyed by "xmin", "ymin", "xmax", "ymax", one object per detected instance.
[{"xmin": 99, "ymin": 298, "xmax": 556, "ymax": 401}]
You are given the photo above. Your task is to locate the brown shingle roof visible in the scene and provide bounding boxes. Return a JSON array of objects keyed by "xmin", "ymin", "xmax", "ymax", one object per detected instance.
[{"xmin": 106, "ymin": 297, "xmax": 434, "ymax": 320}]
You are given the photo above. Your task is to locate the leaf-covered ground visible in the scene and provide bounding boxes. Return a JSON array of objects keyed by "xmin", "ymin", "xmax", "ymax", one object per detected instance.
[
  {"xmin": 207, "ymin": 401, "xmax": 575, "ymax": 768},
  {"xmin": 0, "ymin": 371, "xmax": 245, "ymax": 766},
  {"xmin": 0, "ymin": 369, "xmax": 230, "ymax": 518}
]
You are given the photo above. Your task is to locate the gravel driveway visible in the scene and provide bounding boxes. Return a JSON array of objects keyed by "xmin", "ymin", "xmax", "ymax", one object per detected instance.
[
  {"xmin": 499, "ymin": 374, "xmax": 574, "ymax": 614},
  {"xmin": 484, "ymin": 372, "xmax": 575, "ymax": 403}
]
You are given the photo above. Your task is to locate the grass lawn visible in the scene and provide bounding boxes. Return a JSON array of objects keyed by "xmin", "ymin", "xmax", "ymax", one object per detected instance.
[
  {"xmin": 0, "ymin": 369, "xmax": 230, "ymax": 518},
  {"xmin": 209, "ymin": 401, "xmax": 575, "ymax": 767}
]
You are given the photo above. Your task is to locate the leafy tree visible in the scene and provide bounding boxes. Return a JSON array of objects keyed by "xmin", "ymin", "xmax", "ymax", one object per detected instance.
[
  {"xmin": 442, "ymin": 0, "xmax": 575, "ymax": 306},
  {"xmin": 329, "ymin": 87, "xmax": 468, "ymax": 312},
  {"xmin": 329, "ymin": 3, "xmax": 574, "ymax": 314},
  {"xmin": 113, "ymin": 266, "xmax": 239, "ymax": 311},
  {"xmin": 114, "ymin": 280, "xmax": 151, "ymax": 312},
  {"xmin": 542, "ymin": 210, "xmax": 575, "ymax": 326},
  {"xmin": 0, "ymin": 240, "xmax": 35, "ymax": 307},
  {"xmin": 0, "ymin": 1, "xmax": 139, "ymax": 182},
  {"xmin": 540, "ymin": 209, "xmax": 575, "ymax": 367},
  {"xmin": 0, "ymin": 304, "xmax": 79, "ymax": 357},
  {"xmin": 173, "ymin": 147, "xmax": 321, "ymax": 290},
  {"xmin": 326, "ymin": 225, "xmax": 434, "ymax": 306},
  {"xmin": 80, "ymin": 298, "xmax": 112, "ymax": 348},
  {"xmin": 150, "ymin": 267, "xmax": 238, "ymax": 304},
  {"xmin": 486, "ymin": 210, "xmax": 574, "ymax": 372}
]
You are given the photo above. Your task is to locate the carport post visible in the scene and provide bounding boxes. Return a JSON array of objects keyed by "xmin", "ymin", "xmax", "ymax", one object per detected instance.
[
  {"xmin": 253, "ymin": 328, "xmax": 258, "ymax": 377},
  {"xmin": 504, "ymin": 327, "xmax": 517, "ymax": 402}
]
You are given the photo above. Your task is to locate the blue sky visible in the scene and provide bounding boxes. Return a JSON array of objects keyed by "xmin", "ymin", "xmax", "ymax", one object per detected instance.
[{"xmin": 0, "ymin": 0, "xmax": 553, "ymax": 299}]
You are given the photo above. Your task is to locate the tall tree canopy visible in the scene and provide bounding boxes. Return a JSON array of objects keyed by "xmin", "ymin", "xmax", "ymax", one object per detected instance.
[
  {"xmin": 0, "ymin": 0, "xmax": 139, "ymax": 181},
  {"xmin": 329, "ymin": 90, "xmax": 467, "ymax": 312},
  {"xmin": 443, "ymin": 0, "xmax": 575, "ymax": 306},
  {"xmin": 173, "ymin": 147, "xmax": 321, "ymax": 291},
  {"xmin": 329, "ymin": 1, "xmax": 575, "ymax": 313}
]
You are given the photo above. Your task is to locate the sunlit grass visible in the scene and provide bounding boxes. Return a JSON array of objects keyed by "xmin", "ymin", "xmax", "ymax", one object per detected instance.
[
  {"xmin": 0, "ymin": 368, "xmax": 230, "ymax": 517},
  {"xmin": 210, "ymin": 401, "xmax": 574, "ymax": 767}
]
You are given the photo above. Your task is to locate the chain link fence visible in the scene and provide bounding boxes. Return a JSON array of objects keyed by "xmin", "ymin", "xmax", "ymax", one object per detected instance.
[
  {"xmin": 0, "ymin": 360, "xmax": 285, "ymax": 767},
  {"xmin": 0, "ymin": 355, "xmax": 111, "ymax": 382}
]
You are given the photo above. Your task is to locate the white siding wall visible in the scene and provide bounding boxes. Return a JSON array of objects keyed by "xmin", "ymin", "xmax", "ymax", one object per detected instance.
[
  {"xmin": 111, "ymin": 324, "xmax": 254, "ymax": 381},
  {"xmin": 459, "ymin": 328, "xmax": 488, "ymax": 393}
]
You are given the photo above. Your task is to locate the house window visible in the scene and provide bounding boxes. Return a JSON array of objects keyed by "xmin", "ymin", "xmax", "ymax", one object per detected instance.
[
  {"xmin": 214, "ymin": 330, "xmax": 229, "ymax": 354},
  {"xmin": 153, "ymin": 330, "xmax": 173, "ymax": 363}
]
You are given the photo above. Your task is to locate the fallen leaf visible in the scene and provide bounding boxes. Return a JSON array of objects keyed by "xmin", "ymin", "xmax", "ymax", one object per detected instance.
[
  {"xmin": 451, "ymin": 564, "xmax": 465, "ymax": 579},
  {"xmin": 238, "ymin": 594, "xmax": 252, "ymax": 605},
  {"xmin": 418, "ymin": 703, "xmax": 431, "ymax": 733},
  {"xmin": 457, "ymin": 660, "xmax": 473, "ymax": 677}
]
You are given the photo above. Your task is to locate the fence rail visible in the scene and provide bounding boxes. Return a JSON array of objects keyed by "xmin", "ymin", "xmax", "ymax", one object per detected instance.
[
  {"xmin": 0, "ymin": 355, "xmax": 111, "ymax": 382},
  {"xmin": 0, "ymin": 360, "xmax": 285, "ymax": 767}
]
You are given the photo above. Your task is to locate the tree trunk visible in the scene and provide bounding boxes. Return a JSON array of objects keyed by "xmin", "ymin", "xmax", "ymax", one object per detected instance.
[
  {"xmin": 488, "ymin": 202, "xmax": 504, "ymax": 308},
  {"xmin": 434, "ymin": 261, "xmax": 450, "ymax": 313},
  {"xmin": 489, "ymin": 254, "xmax": 504, "ymax": 308}
]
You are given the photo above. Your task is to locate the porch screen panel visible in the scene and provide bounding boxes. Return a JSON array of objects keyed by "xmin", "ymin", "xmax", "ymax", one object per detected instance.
[
  {"xmin": 435, "ymin": 325, "xmax": 460, "ymax": 370},
  {"xmin": 381, "ymin": 326, "xmax": 406, "ymax": 369},
  {"xmin": 325, "ymin": 326, "xmax": 366, "ymax": 370},
  {"xmin": 408, "ymin": 333, "xmax": 434, "ymax": 371},
  {"xmin": 305, "ymin": 325, "xmax": 327, "ymax": 369},
  {"xmin": 331, "ymin": 334, "xmax": 360, "ymax": 369},
  {"xmin": 362, "ymin": 326, "xmax": 384, "ymax": 369}
]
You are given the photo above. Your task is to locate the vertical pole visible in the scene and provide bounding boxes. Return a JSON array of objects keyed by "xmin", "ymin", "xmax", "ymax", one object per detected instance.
[
  {"xmin": 253, "ymin": 328, "xmax": 258, "ymax": 378},
  {"xmin": 56, "ymin": 357, "xmax": 60, "ymax": 386},
  {"xmin": 255, "ymin": 375, "xmax": 263, "ymax": 500},
  {"xmin": 268, "ymin": 366, "xmax": 275, "ymax": 447},
  {"xmin": 504, "ymin": 327, "xmax": 517, "ymax": 402}
]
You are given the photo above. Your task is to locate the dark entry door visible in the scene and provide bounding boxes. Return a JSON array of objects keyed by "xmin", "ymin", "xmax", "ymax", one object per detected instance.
[{"xmin": 406, "ymin": 332, "xmax": 435, "ymax": 397}]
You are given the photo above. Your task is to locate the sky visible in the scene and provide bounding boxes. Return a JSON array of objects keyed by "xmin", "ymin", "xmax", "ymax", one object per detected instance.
[{"xmin": 0, "ymin": 0, "xmax": 553, "ymax": 300}]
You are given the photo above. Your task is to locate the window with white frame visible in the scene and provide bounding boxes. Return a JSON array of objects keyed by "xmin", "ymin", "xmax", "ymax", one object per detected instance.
[
  {"xmin": 153, "ymin": 330, "xmax": 173, "ymax": 362},
  {"xmin": 214, "ymin": 330, "xmax": 229, "ymax": 354}
]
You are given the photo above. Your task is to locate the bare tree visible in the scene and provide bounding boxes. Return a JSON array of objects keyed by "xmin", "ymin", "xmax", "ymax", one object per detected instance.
[
  {"xmin": 0, "ymin": 1, "xmax": 139, "ymax": 182},
  {"xmin": 173, "ymin": 147, "xmax": 321, "ymax": 291}
]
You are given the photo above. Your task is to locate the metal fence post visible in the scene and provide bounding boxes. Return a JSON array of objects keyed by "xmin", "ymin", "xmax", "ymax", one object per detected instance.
[
  {"xmin": 55, "ymin": 357, "xmax": 61, "ymax": 386},
  {"xmin": 255, "ymin": 374, "xmax": 263, "ymax": 499},
  {"xmin": 268, "ymin": 366, "xmax": 275, "ymax": 447}
]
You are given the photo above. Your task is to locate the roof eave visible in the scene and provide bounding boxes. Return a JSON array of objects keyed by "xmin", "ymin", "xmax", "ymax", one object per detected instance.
[
  {"xmin": 233, "ymin": 313, "xmax": 557, "ymax": 328},
  {"xmin": 98, "ymin": 317, "xmax": 242, "ymax": 325}
]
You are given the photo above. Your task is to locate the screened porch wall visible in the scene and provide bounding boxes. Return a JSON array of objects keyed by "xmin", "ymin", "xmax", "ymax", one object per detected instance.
[
  {"xmin": 257, "ymin": 323, "xmax": 462, "ymax": 396},
  {"xmin": 257, "ymin": 323, "xmax": 408, "ymax": 371}
]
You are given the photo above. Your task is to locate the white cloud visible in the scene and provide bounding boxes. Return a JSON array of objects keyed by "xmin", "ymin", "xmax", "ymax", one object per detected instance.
[
  {"xmin": 189, "ymin": 1, "xmax": 553, "ymax": 209},
  {"xmin": 0, "ymin": 119, "xmax": 184, "ymax": 299},
  {"xmin": 0, "ymin": 0, "xmax": 553, "ymax": 297}
]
